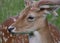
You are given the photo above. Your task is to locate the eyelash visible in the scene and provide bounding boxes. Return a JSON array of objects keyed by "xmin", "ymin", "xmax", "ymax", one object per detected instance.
[
  {"xmin": 28, "ymin": 16, "xmax": 34, "ymax": 20},
  {"xmin": 40, "ymin": 8, "xmax": 45, "ymax": 11},
  {"xmin": 27, "ymin": 16, "xmax": 35, "ymax": 22}
]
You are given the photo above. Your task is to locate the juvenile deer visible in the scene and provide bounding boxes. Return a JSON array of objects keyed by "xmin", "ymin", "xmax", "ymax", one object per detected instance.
[
  {"xmin": 8, "ymin": 0, "xmax": 60, "ymax": 43},
  {"xmin": 0, "ymin": 16, "xmax": 29, "ymax": 43}
]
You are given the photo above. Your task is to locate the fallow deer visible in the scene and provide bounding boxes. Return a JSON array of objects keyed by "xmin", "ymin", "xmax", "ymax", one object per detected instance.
[
  {"xmin": 0, "ymin": 15, "xmax": 29, "ymax": 43},
  {"xmin": 8, "ymin": 0, "xmax": 60, "ymax": 43}
]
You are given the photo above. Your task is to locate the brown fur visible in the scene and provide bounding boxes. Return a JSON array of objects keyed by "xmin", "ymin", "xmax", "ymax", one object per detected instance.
[
  {"xmin": 1, "ymin": 26, "xmax": 29, "ymax": 43},
  {"xmin": 10, "ymin": 5, "xmax": 60, "ymax": 43},
  {"xmin": 0, "ymin": 16, "xmax": 29, "ymax": 43},
  {"xmin": 0, "ymin": 6, "xmax": 60, "ymax": 42},
  {"xmin": 0, "ymin": 0, "xmax": 60, "ymax": 43}
]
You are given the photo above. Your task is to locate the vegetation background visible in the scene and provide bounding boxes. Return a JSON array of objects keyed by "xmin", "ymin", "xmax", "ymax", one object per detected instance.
[{"xmin": 0, "ymin": 0, "xmax": 60, "ymax": 29}]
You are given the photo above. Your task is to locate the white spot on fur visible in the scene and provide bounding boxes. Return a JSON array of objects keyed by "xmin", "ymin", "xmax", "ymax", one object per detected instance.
[
  {"xmin": 13, "ymin": 18, "xmax": 16, "ymax": 22},
  {"xmin": 10, "ymin": 34, "xmax": 12, "ymax": 37},
  {"xmin": 2, "ymin": 33, "xmax": 4, "ymax": 36},
  {"xmin": 29, "ymin": 31, "xmax": 42, "ymax": 43},
  {"xmin": 3, "ymin": 37, "xmax": 8, "ymax": 42},
  {"xmin": 7, "ymin": 31, "xmax": 9, "ymax": 33}
]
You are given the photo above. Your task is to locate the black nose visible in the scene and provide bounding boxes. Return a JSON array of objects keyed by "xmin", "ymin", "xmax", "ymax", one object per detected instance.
[{"xmin": 8, "ymin": 27, "xmax": 14, "ymax": 32}]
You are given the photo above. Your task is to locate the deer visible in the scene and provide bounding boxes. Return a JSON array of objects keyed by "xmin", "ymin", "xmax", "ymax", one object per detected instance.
[
  {"xmin": 7, "ymin": 0, "xmax": 60, "ymax": 43},
  {"xmin": 0, "ymin": 15, "xmax": 29, "ymax": 43},
  {"xmin": 0, "ymin": 0, "xmax": 60, "ymax": 43}
]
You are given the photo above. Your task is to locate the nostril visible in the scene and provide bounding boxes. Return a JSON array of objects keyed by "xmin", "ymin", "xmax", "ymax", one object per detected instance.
[{"xmin": 8, "ymin": 26, "xmax": 14, "ymax": 32}]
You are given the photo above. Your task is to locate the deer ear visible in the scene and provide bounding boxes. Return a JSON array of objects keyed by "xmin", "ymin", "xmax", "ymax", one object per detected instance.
[
  {"xmin": 24, "ymin": 0, "xmax": 34, "ymax": 7},
  {"xmin": 50, "ymin": 5, "xmax": 59, "ymax": 16}
]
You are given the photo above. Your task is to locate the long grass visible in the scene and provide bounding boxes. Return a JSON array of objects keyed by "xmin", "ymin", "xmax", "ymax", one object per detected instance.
[
  {"xmin": 0, "ymin": 0, "xmax": 60, "ymax": 29},
  {"xmin": 0, "ymin": 0, "xmax": 24, "ymax": 23}
]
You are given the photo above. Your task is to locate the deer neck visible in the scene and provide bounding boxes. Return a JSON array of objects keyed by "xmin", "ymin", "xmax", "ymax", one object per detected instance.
[{"xmin": 37, "ymin": 18, "xmax": 54, "ymax": 43}]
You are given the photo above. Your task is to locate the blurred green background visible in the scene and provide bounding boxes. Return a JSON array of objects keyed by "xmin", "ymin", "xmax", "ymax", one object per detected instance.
[
  {"xmin": 0, "ymin": 0, "xmax": 24, "ymax": 23},
  {"xmin": 0, "ymin": 0, "xmax": 60, "ymax": 29}
]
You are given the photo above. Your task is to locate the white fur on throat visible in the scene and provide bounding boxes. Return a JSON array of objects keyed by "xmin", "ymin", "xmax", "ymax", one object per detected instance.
[{"xmin": 29, "ymin": 31, "xmax": 42, "ymax": 43}]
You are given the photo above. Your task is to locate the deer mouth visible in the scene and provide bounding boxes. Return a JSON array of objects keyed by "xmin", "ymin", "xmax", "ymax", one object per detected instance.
[{"xmin": 10, "ymin": 29, "xmax": 36, "ymax": 35}]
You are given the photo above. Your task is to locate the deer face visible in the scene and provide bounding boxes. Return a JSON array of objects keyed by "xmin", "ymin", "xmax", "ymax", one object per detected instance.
[
  {"xmin": 8, "ymin": 0, "xmax": 59, "ymax": 33},
  {"xmin": 8, "ymin": 8, "xmax": 50, "ymax": 33}
]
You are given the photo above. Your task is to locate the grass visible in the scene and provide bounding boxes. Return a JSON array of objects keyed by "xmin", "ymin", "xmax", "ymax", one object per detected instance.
[
  {"xmin": 0, "ymin": 0, "xmax": 60, "ymax": 29},
  {"xmin": 0, "ymin": 0, "xmax": 24, "ymax": 23}
]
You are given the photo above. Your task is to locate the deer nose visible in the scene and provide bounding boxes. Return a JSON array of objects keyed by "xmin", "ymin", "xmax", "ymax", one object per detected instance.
[{"xmin": 8, "ymin": 26, "xmax": 14, "ymax": 32}]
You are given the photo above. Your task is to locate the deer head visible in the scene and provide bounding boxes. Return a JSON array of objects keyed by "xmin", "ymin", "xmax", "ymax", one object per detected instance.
[{"xmin": 8, "ymin": 0, "xmax": 59, "ymax": 33}]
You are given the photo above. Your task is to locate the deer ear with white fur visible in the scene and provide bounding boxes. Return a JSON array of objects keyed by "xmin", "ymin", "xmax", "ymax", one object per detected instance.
[{"xmin": 24, "ymin": 0, "xmax": 35, "ymax": 7}]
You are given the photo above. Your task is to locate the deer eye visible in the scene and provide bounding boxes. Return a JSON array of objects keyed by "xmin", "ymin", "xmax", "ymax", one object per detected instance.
[
  {"xmin": 27, "ymin": 16, "xmax": 35, "ymax": 22},
  {"xmin": 40, "ymin": 8, "xmax": 45, "ymax": 11}
]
